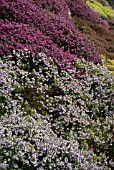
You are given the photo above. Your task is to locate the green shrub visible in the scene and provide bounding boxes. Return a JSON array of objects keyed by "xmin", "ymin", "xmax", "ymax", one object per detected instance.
[{"xmin": 86, "ymin": 0, "xmax": 114, "ymax": 18}]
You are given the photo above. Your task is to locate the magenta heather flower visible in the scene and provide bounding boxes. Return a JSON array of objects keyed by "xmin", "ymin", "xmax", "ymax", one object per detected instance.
[
  {"xmin": 0, "ymin": 0, "xmax": 102, "ymax": 70},
  {"xmin": 66, "ymin": 0, "xmax": 109, "ymax": 29}
]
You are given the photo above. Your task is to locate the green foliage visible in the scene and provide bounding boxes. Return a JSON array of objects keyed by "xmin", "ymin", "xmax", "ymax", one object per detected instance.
[
  {"xmin": 101, "ymin": 54, "xmax": 114, "ymax": 73},
  {"xmin": 86, "ymin": 0, "xmax": 114, "ymax": 18}
]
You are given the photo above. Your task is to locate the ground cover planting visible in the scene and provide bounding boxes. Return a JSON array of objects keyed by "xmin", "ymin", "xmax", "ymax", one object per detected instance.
[
  {"xmin": 86, "ymin": 0, "xmax": 114, "ymax": 18},
  {"xmin": 0, "ymin": 50, "xmax": 113, "ymax": 169},
  {"xmin": 71, "ymin": 10, "xmax": 114, "ymax": 62},
  {"xmin": 101, "ymin": 54, "xmax": 114, "ymax": 73},
  {"xmin": 66, "ymin": 0, "xmax": 109, "ymax": 28},
  {"xmin": 0, "ymin": 0, "xmax": 114, "ymax": 170},
  {"xmin": 1, "ymin": 0, "xmax": 108, "ymax": 67}
]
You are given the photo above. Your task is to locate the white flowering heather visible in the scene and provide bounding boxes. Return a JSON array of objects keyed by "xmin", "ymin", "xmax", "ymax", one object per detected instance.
[{"xmin": 0, "ymin": 49, "xmax": 113, "ymax": 170}]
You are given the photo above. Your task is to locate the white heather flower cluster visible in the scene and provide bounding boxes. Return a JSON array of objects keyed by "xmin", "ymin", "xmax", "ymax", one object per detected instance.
[{"xmin": 0, "ymin": 49, "xmax": 113, "ymax": 170}]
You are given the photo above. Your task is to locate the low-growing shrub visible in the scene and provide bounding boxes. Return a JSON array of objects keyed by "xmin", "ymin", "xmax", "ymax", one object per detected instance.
[
  {"xmin": 86, "ymin": 0, "xmax": 114, "ymax": 18},
  {"xmin": 66, "ymin": 0, "xmax": 109, "ymax": 28},
  {"xmin": 0, "ymin": 0, "xmax": 103, "ymax": 65},
  {"xmin": 101, "ymin": 54, "xmax": 114, "ymax": 73},
  {"xmin": 0, "ymin": 50, "xmax": 113, "ymax": 169}
]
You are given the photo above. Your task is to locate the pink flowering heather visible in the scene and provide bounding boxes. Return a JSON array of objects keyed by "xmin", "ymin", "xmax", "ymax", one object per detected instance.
[
  {"xmin": 66, "ymin": 0, "xmax": 109, "ymax": 28},
  {"xmin": 0, "ymin": 0, "xmax": 102, "ymax": 70}
]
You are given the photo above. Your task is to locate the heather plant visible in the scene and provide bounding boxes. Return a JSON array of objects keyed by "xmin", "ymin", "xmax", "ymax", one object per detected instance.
[
  {"xmin": 0, "ymin": 0, "xmax": 102, "ymax": 65},
  {"xmin": 86, "ymin": 0, "xmax": 114, "ymax": 18},
  {"xmin": 0, "ymin": 50, "xmax": 113, "ymax": 169},
  {"xmin": 101, "ymin": 54, "xmax": 114, "ymax": 73},
  {"xmin": 35, "ymin": 0, "xmax": 70, "ymax": 17},
  {"xmin": 66, "ymin": 0, "xmax": 109, "ymax": 28},
  {"xmin": 0, "ymin": 19, "xmax": 77, "ymax": 71}
]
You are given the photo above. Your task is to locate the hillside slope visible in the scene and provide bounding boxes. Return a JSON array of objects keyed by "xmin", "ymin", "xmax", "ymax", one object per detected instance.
[
  {"xmin": 0, "ymin": 0, "xmax": 114, "ymax": 170},
  {"xmin": 1, "ymin": 0, "xmax": 114, "ymax": 70}
]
